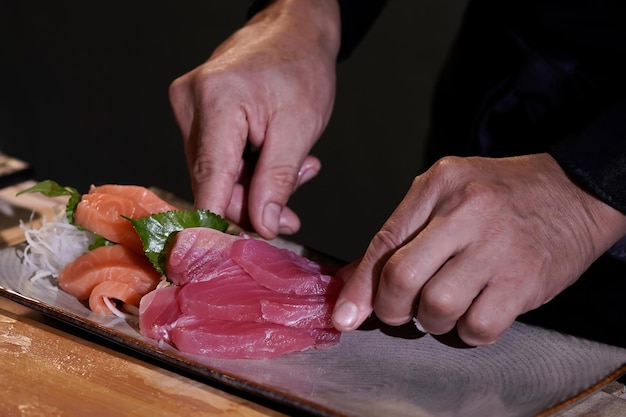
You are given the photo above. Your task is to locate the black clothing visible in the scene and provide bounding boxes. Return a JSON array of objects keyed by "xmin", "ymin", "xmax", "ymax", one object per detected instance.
[{"xmin": 427, "ymin": 0, "xmax": 626, "ymax": 214}]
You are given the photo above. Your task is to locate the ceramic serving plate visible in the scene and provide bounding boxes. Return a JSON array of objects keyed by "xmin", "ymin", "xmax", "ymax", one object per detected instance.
[{"xmin": 2, "ymin": 241, "xmax": 626, "ymax": 417}]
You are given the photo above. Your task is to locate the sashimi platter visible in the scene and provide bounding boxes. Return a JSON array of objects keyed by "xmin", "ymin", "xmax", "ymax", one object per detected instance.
[{"xmin": 2, "ymin": 180, "xmax": 626, "ymax": 417}]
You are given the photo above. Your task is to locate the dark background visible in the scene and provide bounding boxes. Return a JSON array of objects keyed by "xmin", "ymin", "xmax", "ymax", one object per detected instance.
[{"xmin": 0, "ymin": 1, "xmax": 467, "ymax": 263}]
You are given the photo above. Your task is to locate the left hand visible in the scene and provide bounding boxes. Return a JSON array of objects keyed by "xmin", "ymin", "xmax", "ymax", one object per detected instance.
[{"xmin": 332, "ymin": 153, "xmax": 626, "ymax": 345}]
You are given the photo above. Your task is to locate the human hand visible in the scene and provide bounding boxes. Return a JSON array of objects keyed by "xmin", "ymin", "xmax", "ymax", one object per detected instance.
[
  {"xmin": 332, "ymin": 153, "xmax": 626, "ymax": 345},
  {"xmin": 169, "ymin": 0, "xmax": 341, "ymax": 239}
]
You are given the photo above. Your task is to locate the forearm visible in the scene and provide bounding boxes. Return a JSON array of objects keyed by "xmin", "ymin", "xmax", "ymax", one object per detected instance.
[
  {"xmin": 238, "ymin": 0, "xmax": 341, "ymax": 63},
  {"xmin": 248, "ymin": 0, "xmax": 387, "ymax": 61}
]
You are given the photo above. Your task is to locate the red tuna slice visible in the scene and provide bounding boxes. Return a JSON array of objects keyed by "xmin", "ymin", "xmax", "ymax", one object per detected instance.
[
  {"xmin": 308, "ymin": 327, "xmax": 342, "ymax": 348},
  {"xmin": 231, "ymin": 238, "xmax": 342, "ymax": 296},
  {"xmin": 169, "ymin": 320, "xmax": 335, "ymax": 359},
  {"xmin": 177, "ymin": 273, "xmax": 270, "ymax": 322},
  {"xmin": 260, "ymin": 299, "xmax": 334, "ymax": 328},
  {"xmin": 166, "ymin": 228, "xmax": 242, "ymax": 285},
  {"xmin": 178, "ymin": 274, "xmax": 334, "ymax": 328},
  {"xmin": 139, "ymin": 285, "xmax": 182, "ymax": 343}
]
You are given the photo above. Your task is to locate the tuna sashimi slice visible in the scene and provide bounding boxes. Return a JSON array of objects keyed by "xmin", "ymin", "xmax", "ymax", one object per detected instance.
[
  {"xmin": 231, "ymin": 239, "xmax": 341, "ymax": 296},
  {"xmin": 177, "ymin": 274, "xmax": 334, "ymax": 328},
  {"xmin": 177, "ymin": 273, "xmax": 270, "ymax": 322},
  {"xmin": 169, "ymin": 320, "xmax": 333, "ymax": 359},
  {"xmin": 307, "ymin": 327, "xmax": 342, "ymax": 348},
  {"xmin": 140, "ymin": 227, "xmax": 344, "ymax": 359},
  {"xmin": 139, "ymin": 286, "xmax": 182, "ymax": 343},
  {"xmin": 59, "ymin": 244, "xmax": 162, "ymax": 301},
  {"xmin": 166, "ymin": 228, "xmax": 242, "ymax": 286},
  {"xmin": 260, "ymin": 299, "xmax": 334, "ymax": 328}
]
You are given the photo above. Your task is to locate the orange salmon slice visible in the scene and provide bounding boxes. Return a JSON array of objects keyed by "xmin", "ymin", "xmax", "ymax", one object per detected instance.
[
  {"xmin": 74, "ymin": 184, "xmax": 180, "ymax": 253},
  {"xmin": 59, "ymin": 244, "xmax": 162, "ymax": 302},
  {"xmin": 88, "ymin": 184, "xmax": 179, "ymax": 213},
  {"xmin": 89, "ymin": 280, "xmax": 145, "ymax": 315}
]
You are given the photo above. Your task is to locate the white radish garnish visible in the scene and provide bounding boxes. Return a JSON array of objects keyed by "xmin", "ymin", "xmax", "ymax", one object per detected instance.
[{"xmin": 19, "ymin": 212, "xmax": 94, "ymax": 280}]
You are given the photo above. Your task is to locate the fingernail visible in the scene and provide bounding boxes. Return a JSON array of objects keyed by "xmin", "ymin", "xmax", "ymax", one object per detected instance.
[
  {"xmin": 263, "ymin": 203, "xmax": 280, "ymax": 234},
  {"xmin": 297, "ymin": 165, "xmax": 318, "ymax": 186},
  {"xmin": 278, "ymin": 216, "xmax": 296, "ymax": 235},
  {"xmin": 333, "ymin": 301, "xmax": 359, "ymax": 329}
]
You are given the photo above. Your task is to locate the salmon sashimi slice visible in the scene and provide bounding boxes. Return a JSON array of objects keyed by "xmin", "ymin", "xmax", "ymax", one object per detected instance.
[
  {"xmin": 74, "ymin": 193, "xmax": 149, "ymax": 252},
  {"xmin": 88, "ymin": 280, "xmax": 144, "ymax": 315},
  {"xmin": 88, "ymin": 184, "xmax": 179, "ymax": 213},
  {"xmin": 74, "ymin": 184, "xmax": 180, "ymax": 253},
  {"xmin": 59, "ymin": 244, "xmax": 161, "ymax": 301}
]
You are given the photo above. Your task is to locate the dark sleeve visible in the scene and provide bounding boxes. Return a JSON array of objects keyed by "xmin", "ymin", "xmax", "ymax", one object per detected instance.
[
  {"xmin": 335, "ymin": 0, "xmax": 387, "ymax": 60},
  {"xmin": 247, "ymin": 0, "xmax": 387, "ymax": 60},
  {"xmin": 548, "ymin": 100, "xmax": 626, "ymax": 213}
]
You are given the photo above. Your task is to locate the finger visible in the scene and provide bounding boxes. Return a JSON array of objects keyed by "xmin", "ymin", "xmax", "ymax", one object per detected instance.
[
  {"xmin": 168, "ymin": 76, "xmax": 194, "ymax": 140},
  {"xmin": 190, "ymin": 103, "xmax": 249, "ymax": 216},
  {"xmin": 414, "ymin": 249, "xmax": 490, "ymax": 335},
  {"xmin": 336, "ymin": 260, "xmax": 360, "ymax": 283},
  {"xmin": 456, "ymin": 277, "xmax": 532, "ymax": 346},
  {"xmin": 332, "ymin": 174, "xmax": 442, "ymax": 331},
  {"xmin": 373, "ymin": 216, "xmax": 466, "ymax": 327},
  {"xmin": 224, "ymin": 183, "xmax": 301, "ymax": 235},
  {"xmin": 247, "ymin": 117, "xmax": 317, "ymax": 239},
  {"xmin": 331, "ymin": 256, "xmax": 377, "ymax": 331},
  {"xmin": 296, "ymin": 155, "xmax": 321, "ymax": 189}
]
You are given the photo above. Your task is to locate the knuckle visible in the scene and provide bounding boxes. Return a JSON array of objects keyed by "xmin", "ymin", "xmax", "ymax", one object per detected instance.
[
  {"xmin": 459, "ymin": 313, "xmax": 502, "ymax": 346},
  {"xmin": 420, "ymin": 287, "xmax": 459, "ymax": 318},
  {"xmin": 368, "ymin": 228, "xmax": 405, "ymax": 260},
  {"xmin": 192, "ymin": 155, "xmax": 234, "ymax": 185},
  {"xmin": 267, "ymin": 164, "xmax": 300, "ymax": 197},
  {"xmin": 428, "ymin": 155, "xmax": 469, "ymax": 180},
  {"xmin": 168, "ymin": 75, "xmax": 186, "ymax": 97},
  {"xmin": 381, "ymin": 257, "xmax": 420, "ymax": 293},
  {"xmin": 460, "ymin": 181, "xmax": 502, "ymax": 212},
  {"xmin": 426, "ymin": 156, "xmax": 506, "ymax": 210}
]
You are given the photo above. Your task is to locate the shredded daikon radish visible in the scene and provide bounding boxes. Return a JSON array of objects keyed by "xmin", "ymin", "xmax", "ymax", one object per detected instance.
[
  {"xmin": 19, "ymin": 212, "xmax": 95, "ymax": 280},
  {"xmin": 103, "ymin": 297, "xmax": 138, "ymax": 320}
]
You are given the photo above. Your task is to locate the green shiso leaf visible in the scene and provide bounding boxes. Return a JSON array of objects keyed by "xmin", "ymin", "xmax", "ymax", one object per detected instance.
[
  {"xmin": 88, "ymin": 235, "xmax": 116, "ymax": 251},
  {"xmin": 16, "ymin": 179, "xmax": 82, "ymax": 224},
  {"xmin": 125, "ymin": 209, "xmax": 229, "ymax": 275}
]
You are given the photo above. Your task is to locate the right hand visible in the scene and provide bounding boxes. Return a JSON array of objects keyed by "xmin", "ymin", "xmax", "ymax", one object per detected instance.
[
  {"xmin": 332, "ymin": 154, "xmax": 626, "ymax": 345},
  {"xmin": 169, "ymin": 0, "xmax": 341, "ymax": 239}
]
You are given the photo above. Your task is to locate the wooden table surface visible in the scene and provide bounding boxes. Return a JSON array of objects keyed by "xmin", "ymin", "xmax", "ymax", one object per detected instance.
[
  {"xmin": 0, "ymin": 297, "xmax": 287, "ymax": 417},
  {"xmin": 2, "ymin": 293, "xmax": 626, "ymax": 417}
]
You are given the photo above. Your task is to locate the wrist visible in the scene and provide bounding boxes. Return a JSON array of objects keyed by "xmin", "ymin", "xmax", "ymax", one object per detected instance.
[{"xmin": 247, "ymin": 0, "xmax": 341, "ymax": 61}]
